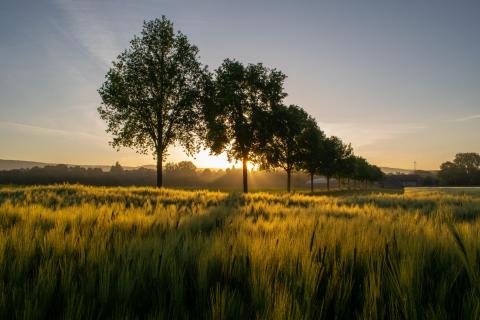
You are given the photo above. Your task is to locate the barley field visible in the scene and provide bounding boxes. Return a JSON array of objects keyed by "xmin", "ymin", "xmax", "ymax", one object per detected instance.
[{"xmin": 0, "ymin": 185, "xmax": 479, "ymax": 319}]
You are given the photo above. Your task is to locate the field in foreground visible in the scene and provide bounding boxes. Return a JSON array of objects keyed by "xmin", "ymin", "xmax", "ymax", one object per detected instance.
[{"xmin": 1, "ymin": 186, "xmax": 480, "ymax": 319}]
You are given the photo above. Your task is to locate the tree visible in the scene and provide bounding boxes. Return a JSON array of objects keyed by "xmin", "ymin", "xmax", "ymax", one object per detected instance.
[
  {"xmin": 335, "ymin": 154, "xmax": 356, "ymax": 188},
  {"xmin": 353, "ymin": 156, "xmax": 370, "ymax": 186},
  {"xmin": 260, "ymin": 105, "xmax": 317, "ymax": 192},
  {"xmin": 453, "ymin": 153, "xmax": 480, "ymax": 175},
  {"xmin": 296, "ymin": 119, "xmax": 326, "ymax": 193},
  {"xmin": 352, "ymin": 156, "xmax": 384, "ymax": 188},
  {"xmin": 165, "ymin": 161, "xmax": 197, "ymax": 176},
  {"xmin": 438, "ymin": 161, "xmax": 462, "ymax": 185},
  {"xmin": 203, "ymin": 59, "xmax": 287, "ymax": 193},
  {"xmin": 110, "ymin": 161, "xmax": 124, "ymax": 174},
  {"xmin": 98, "ymin": 17, "xmax": 207, "ymax": 187},
  {"xmin": 366, "ymin": 163, "xmax": 384, "ymax": 185},
  {"xmin": 318, "ymin": 136, "xmax": 352, "ymax": 190},
  {"xmin": 439, "ymin": 152, "xmax": 480, "ymax": 185}
]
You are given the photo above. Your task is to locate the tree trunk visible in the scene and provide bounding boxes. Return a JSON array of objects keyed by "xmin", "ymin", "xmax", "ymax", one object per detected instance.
[
  {"xmin": 242, "ymin": 157, "xmax": 248, "ymax": 193},
  {"xmin": 287, "ymin": 169, "xmax": 291, "ymax": 193},
  {"xmin": 310, "ymin": 173, "xmax": 314, "ymax": 193},
  {"xmin": 327, "ymin": 176, "xmax": 330, "ymax": 191},
  {"xmin": 156, "ymin": 150, "xmax": 163, "ymax": 188}
]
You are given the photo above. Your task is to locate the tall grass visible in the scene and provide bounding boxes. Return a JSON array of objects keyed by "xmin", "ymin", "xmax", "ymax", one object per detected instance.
[{"xmin": 0, "ymin": 185, "xmax": 479, "ymax": 319}]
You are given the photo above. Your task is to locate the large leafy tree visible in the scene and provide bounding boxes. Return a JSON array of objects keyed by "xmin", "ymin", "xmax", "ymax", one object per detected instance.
[
  {"xmin": 98, "ymin": 17, "xmax": 207, "ymax": 187},
  {"xmin": 452, "ymin": 153, "xmax": 480, "ymax": 175},
  {"xmin": 439, "ymin": 152, "xmax": 480, "ymax": 185},
  {"xmin": 261, "ymin": 105, "xmax": 318, "ymax": 192},
  {"xmin": 298, "ymin": 123, "xmax": 326, "ymax": 193},
  {"xmin": 318, "ymin": 136, "xmax": 353, "ymax": 190},
  {"xmin": 203, "ymin": 59, "xmax": 287, "ymax": 193}
]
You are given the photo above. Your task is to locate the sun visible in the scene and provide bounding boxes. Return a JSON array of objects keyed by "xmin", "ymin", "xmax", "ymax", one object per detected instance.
[
  {"xmin": 191, "ymin": 150, "xmax": 234, "ymax": 169},
  {"xmin": 191, "ymin": 150, "xmax": 258, "ymax": 170}
]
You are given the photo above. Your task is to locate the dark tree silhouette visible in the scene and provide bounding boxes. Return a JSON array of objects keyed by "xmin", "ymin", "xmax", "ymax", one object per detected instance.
[
  {"xmin": 298, "ymin": 123, "xmax": 326, "ymax": 193},
  {"xmin": 318, "ymin": 136, "xmax": 353, "ymax": 190},
  {"xmin": 352, "ymin": 156, "xmax": 369, "ymax": 185},
  {"xmin": 203, "ymin": 59, "xmax": 287, "ymax": 193},
  {"xmin": 110, "ymin": 161, "xmax": 124, "ymax": 174},
  {"xmin": 261, "ymin": 105, "xmax": 318, "ymax": 192},
  {"xmin": 439, "ymin": 152, "xmax": 480, "ymax": 185},
  {"xmin": 351, "ymin": 156, "xmax": 384, "ymax": 187},
  {"xmin": 98, "ymin": 17, "xmax": 207, "ymax": 187},
  {"xmin": 367, "ymin": 164, "xmax": 384, "ymax": 185},
  {"xmin": 333, "ymin": 154, "xmax": 354, "ymax": 187}
]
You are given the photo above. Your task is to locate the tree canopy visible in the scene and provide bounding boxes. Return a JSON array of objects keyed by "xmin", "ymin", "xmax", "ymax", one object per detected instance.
[
  {"xmin": 261, "ymin": 104, "xmax": 319, "ymax": 192},
  {"xmin": 203, "ymin": 59, "xmax": 287, "ymax": 192},
  {"xmin": 297, "ymin": 122, "xmax": 326, "ymax": 192},
  {"xmin": 352, "ymin": 156, "xmax": 384, "ymax": 186},
  {"xmin": 97, "ymin": 17, "xmax": 386, "ymax": 192},
  {"xmin": 317, "ymin": 136, "xmax": 353, "ymax": 190},
  {"xmin": 98, "ymin": 16, "xmax": 207, "ymax": 187},
  {"xmin": 439, "ymin": 152, "xmax": 480, "ymax": 185}
]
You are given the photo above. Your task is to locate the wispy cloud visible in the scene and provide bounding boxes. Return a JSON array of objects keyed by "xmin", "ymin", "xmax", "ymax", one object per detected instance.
[
  {"xmin": 318, "ymin": 121, "xmax": 428, "ymax": 148},
  {"xmin": 0, "ymin": 120, "xmax": 105, "ymax": 141},
  {"xmin": 53, "ymin": 0, "xmax": 121, "ymax": 67},
  {"xmin": 453, "ymin": 114, "xmax": 480, "ymax": 122}
]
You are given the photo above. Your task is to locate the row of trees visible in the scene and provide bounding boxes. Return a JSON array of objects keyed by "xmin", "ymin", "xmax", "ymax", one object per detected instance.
[{"xmin": 98, "ymin": 17, "xmax": 383, "ymax": 192}]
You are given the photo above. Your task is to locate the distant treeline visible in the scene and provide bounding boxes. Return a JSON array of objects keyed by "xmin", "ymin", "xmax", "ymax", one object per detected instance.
[
  {"xmin": 0, "ymin": 161, "xmax": 317, "ymax": 190},
  {"xmin": 2, "ymin": 152, "xmax": 477, "ymax": 189},
  {"xmin": 381, "ymin": 153, "xmax": 480, "ymax": 188}
]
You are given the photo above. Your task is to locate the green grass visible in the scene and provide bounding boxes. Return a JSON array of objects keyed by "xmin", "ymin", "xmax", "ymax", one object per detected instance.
[{"xmin": 0, "ymin": 185, "xmax": 480, "ymax": 319}]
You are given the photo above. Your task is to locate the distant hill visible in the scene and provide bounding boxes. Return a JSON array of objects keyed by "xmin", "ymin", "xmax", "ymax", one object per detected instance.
[
  {"xmin": 1, "ymin": 159, "xmax": 432, "ymax": 175},
  {"xmin": 0, "ymin": 159, "xmax": 51, "ymax": 171},
  {"xmin": 0, "ymin": 159, "xmax": 141, "ymax": 172}
]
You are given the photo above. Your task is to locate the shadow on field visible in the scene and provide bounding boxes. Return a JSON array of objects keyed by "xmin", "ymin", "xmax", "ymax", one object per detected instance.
[{"xmin": 307, "ymin": 188, "xmax": 403, "ymax": 197}]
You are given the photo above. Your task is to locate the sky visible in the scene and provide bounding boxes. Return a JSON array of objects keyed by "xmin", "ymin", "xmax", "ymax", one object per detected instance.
[{"xmin": 1, "ymin": 0, "xmax": 479, "ymax": 170}]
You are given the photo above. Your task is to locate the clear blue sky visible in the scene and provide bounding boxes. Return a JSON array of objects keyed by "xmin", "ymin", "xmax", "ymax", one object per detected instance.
[{"xmin": 1, "ymin": 0, "xmax": 479, "ymax": 169}]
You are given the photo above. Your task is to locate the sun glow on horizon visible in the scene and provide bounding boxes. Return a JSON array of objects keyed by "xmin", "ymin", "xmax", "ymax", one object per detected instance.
[
  {"xmin": 187, "ymin": 149, "xmax": 235, "ymax": 169},
  {"xmin": 179, "ymin": 149, "xmax": 258, "ymax": 170}
]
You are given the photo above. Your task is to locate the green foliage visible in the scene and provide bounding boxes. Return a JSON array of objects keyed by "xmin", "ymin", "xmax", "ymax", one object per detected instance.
[
  {"xmin": 95, "ymin": 17, "xmax": 383, "ymax": 192},
  {"xmin": 260, "ymin": 105, "xmax": 318, "ymax": 191},
  {"xmin": 297, "ymin": 123, "xmax": 326, "ymax": 186},
  {"xmin": 165, "ymin": 160, "xmax": 197, "ymax": 174},
  {"xmin": 1, "ymin": 185, "xmax": 480, "ymax": 319},
  {"xmin": 98, "ymin": 16, "xmax": 207, "ymax": 186},
  {"xmin": 353, "ymin": 156, "xmax": 384, "ymax": 184},
  {"xmin": 317, "ymin": 136, "xmax": 353, "ymax": 189},
  {"xmin": 439, "ymin": 152, "xmax": 480, "ymax": 185},
  {"xmin": 203, "ymin": 59, "xmax": 287, "ymax": 192}
]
